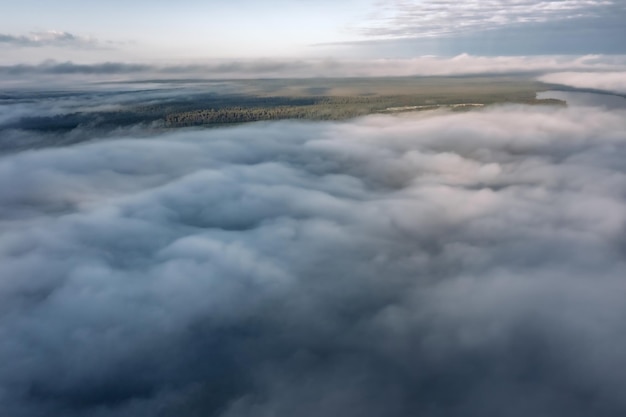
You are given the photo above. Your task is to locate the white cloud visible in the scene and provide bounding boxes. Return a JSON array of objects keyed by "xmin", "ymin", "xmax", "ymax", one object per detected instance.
[
  {"xmin": 1, "ymin": 93, "xmax": 626, "ymax": 415},
  {"xmin": 539, "ymin": 71, "xmax": 626, "ymax": 94}
]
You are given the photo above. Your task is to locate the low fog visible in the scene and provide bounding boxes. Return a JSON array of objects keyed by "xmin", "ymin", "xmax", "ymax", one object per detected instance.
[
  {"xmin": 539, "ymin": 71, "xmax": 626, "ymax": 94},
  {"xmin": 1, "ymin": 97, "xmax": 626, "ymax": 417}
]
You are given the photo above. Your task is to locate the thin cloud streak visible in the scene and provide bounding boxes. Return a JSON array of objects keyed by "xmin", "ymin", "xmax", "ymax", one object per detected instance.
[
  {"xmin": 0, "ymin": 31, "xmax": 109, "ymax": 48},
  {"xmin": 1, "ymin": 55, "xmax": 626, "ymax": 86}
]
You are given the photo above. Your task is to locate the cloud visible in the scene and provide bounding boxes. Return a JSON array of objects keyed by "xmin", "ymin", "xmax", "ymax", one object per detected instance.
[
  {"xmin": 2, "ymin": 55, "xmax": 626, "ymax": 85},
  {"xmin": 357, "ymin": 0, "xmax": 620, "ymax": 39},
  {"xmin": 338, "ymin": 1, "xmax": 626, "ymax": 56},
  {"xmin": 1, "ymin": 61, "xmax": 150, "ymax": 75},
  {"xmin": 539, "ymin": 71, "xmax": 626, "ymax": 94},
  {"xmin": 0, "ymin": 31, "xmax": 107, "ymax": 48},
  {"xmin": 1, "ymin": 90, "xmax": 626, "ymax": 416}
]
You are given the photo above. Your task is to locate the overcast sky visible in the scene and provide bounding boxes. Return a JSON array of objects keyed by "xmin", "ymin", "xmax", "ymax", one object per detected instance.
[{"xmin": 1, "ymin": 0, "xmax": 625, "ymax": 63}]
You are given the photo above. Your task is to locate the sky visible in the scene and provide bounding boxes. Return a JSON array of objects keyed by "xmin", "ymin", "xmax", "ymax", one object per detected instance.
[{"xmin": 1, "ymin": 0, "xmax": 626, "ymax": 63}]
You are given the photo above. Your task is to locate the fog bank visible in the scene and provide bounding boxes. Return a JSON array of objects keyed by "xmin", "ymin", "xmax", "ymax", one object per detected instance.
[{"xmin": 1, "ymin": 102, "xmax": 626, "ymax": 416}]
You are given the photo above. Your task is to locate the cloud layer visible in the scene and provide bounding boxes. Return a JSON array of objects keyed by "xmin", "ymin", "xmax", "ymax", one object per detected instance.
[
  {"xmin": 2, "ymin": 55, "xmax": 626, "ymax": 86},
  {"xmin": 358, "ymin": 0, "xmax": 620, "ymax": 38},
  {"xmin": 340, "ymin": 1, "xmax": 626, "ymax": 56},
  {"xmin": 1, "ymin": 96, "xmax": 626, "ymax": 416}
]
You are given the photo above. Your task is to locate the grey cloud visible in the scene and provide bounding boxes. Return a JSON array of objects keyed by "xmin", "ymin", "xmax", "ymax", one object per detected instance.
[
  {"xmin": 343, "ymin": 1, "xmax": 626, "ymax": 56},
  {"xmin": 0, "ymin": 61, "xmax": 312, "ymax": 87},
  {"xmin": 0, "ymin": 31, "xmax": 107, "ymax": 49},
  {"xmin": 0, "ymin": 60, "xmax": 310, "ymax": 77},
  {"xmin": 357, "ymin": 0, "xmax": 622, "ymax": 39},
  {"xmin": 0, "ymin": 61, "xmax": 150, "ymax": 76},
  {"xmin": 2, "ymin": 55, "xmax": 626, "ymax": 84},
  {"xmin": 1, "ymin": 91, "xmax": 626, "ymax": 416}
]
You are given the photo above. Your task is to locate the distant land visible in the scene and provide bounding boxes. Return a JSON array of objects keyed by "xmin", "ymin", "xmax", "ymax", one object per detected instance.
[{"xmin": 1, "ymin": 75, "xmax": 573, "ymax": 151}]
